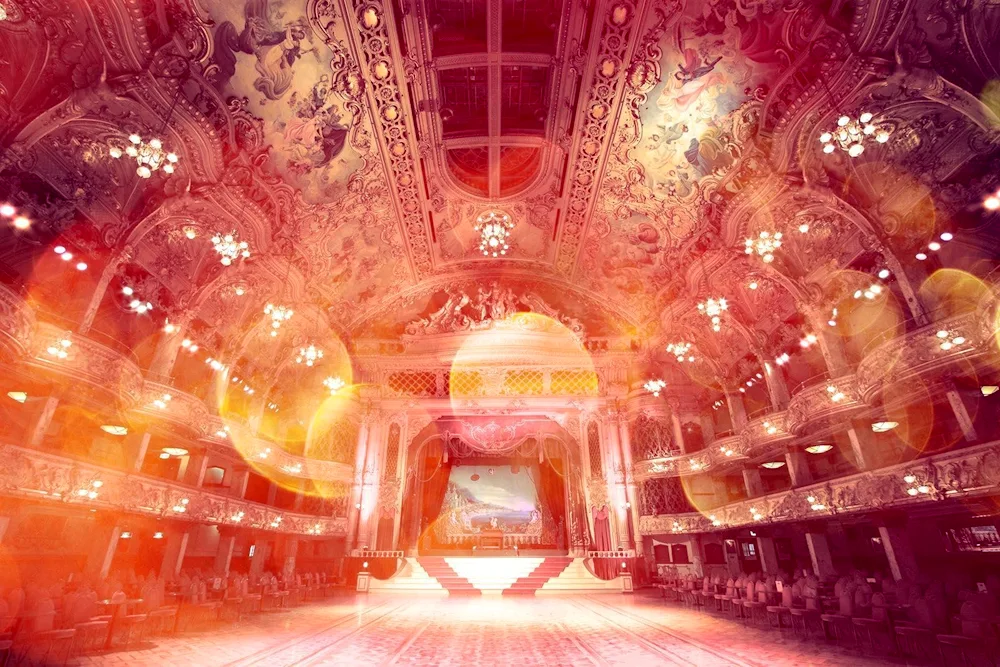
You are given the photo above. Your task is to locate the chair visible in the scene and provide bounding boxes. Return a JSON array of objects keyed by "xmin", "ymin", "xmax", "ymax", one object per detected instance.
[
  {"xmin": 117, "ymin": 614, "xmax": 147, "ymax": 651},
  {"xmin": 766, "ymin": 604, "xmax": 792, "ymax": 629},
  {"xmin": 22, "ymin": 629, "xmax": 76, "ymax": 666},
  {"xmin": 147, "ymin": 607, "xmax": 178, "ymax": 635},
  {"xmin": 0, "ymin": 639, "xmax": 11, "ymax": 667},
  {"xmin": 936, "ymin": 634, "xmax": 995, "ymax": 667},
  {"xmin": 790, "ymin": 608, "xmax": 822, "ymax": 637},
  {"xmin": 72, "ymin": 620, "xmax": 109, "ymax": 655},
  {"xmin": 743, "ymin": 600, "xmax": 767, "ymax": 627},
  {"xmin": 852, "ymin": 617, "xmax": 891, "ymax": 654},
  {"xmin": 820, "ymin": 613, "xmax": 855, "ymax": 645},
  {"xmin": 894, "ymin": 624, "xmax": 937, "ymax": 661}
]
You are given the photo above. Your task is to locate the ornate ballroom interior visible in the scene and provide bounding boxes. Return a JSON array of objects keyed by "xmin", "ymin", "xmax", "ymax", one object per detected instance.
[{"xmin": 0, "ymin": 0, "xmax": 999, "ymax": 664}]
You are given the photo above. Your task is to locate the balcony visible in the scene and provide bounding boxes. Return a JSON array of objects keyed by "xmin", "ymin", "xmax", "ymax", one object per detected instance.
[
  {"xmin": 0, "ymin": 443, "xmax": 347, "ymax": 536},
  {"xmin": 638, "ymin": 438, "xmax": 1000, "ymax": 534},
  {"xmin": 0, "ymin": 283, "xmax": 35, "ymax": 361}
]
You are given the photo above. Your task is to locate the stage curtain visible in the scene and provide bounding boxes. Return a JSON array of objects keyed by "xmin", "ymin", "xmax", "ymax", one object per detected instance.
[
  {"xmin": 592, "ymin": 507, "xmax": 616, "ymax": 579},
  {"xmin": 419, "ymin": 459, "xmax": 452, "ymax": 543},
  {"xmin": 376, "ymin": 516, "xmax": 395, "ymax": 551},
  {"xmin": 536, "ymin": 460, "xmax": 566, "ymax": 526}
]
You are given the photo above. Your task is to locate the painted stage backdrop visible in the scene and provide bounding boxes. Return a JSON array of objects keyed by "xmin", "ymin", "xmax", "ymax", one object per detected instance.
[{"xmin": 441, "ymin": 465, "xmax": 542, "ymax": 537}]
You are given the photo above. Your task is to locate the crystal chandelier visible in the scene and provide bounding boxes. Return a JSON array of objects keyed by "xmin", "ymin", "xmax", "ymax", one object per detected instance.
[
  {"xmin": 819, "ymin": 112, "xmax": 890, "ymax": 158},
  {"xmin": 296, "ymin": 344, "xmax": 324, "ymax": 366},
  {"xmin": 744, "ymin": 231, "xmax": 782, "ymax": 263},
  {"xmin": 666, "ymin": 341, "xmax": 694, "ymax": 362},
  {"xmin": 211, "ymin": 231, "xmax": 250, "ymax": 266},
  {"xmin": 643, "ymin": 379, "xmax": 666, "ymax": 397},
  {"xmin": 697, "ymin": 297, "xmax": 728, "ymax": 332},
  {"xmin": 474, "ymin": 211, "xmax": 514, "ymax": 257},
  {"xmin": 264, "ymin": 303, "xmax": 293, "ymax": 337},
  {"xmin": 323, "ymin": 376, "xmax": 345, "ymax": 394},
  {"xmin": 109, "ymin": 134, "xmax": 178, "ymax": 178}
]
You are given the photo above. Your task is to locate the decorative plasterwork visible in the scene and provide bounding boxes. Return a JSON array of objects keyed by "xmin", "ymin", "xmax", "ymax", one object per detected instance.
[
  {"xmin": 0, "ymin": 284, "xmax": 35, "ymax": 360},
  {"xmin": 555, "ymin": 0, "xmax": 648, "ymax": 276},
  {"xmin": 638, "ymin": 439, "xmax": 1000, "ymax": 535},
  {"xmin": 0, "ymin": 445, "xmax": 347, "ymax": 536}
]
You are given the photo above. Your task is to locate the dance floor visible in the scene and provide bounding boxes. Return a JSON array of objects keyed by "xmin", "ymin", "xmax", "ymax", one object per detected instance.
[{"xmin": 78, "ymin": 593, "xmax": 899, "ymax": 666}]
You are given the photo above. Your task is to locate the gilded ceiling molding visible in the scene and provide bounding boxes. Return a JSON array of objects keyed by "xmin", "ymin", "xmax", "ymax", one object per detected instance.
[
  {"xmin": 554, "ymin": 0, "xmax": 652, "ymax": 277},
  {"xmin": 319, "ymin": 0, "xmax": 432, "ymax": 279}
]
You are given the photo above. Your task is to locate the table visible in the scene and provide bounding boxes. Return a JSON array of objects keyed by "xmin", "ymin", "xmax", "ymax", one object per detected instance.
[{"xmin": 98, "ymin": 598, "xmax": 143, "ymax": 649}]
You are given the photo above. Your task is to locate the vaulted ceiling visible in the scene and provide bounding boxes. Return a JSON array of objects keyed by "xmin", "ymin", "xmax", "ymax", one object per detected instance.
[{"xmin": 1, "ymin": 0, "xmax": 999, "ymax": 404}]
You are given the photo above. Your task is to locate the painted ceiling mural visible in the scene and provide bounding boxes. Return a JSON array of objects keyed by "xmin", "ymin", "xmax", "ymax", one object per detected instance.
[{"xmin": 0, "ymin": 0, "xmax": 998, "ymax": 404}]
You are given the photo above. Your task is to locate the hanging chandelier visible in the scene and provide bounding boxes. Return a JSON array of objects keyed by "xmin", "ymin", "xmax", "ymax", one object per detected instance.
[
  {"xmin": 666, "ymin": 341, "xmax": 694, "ymax": 363},
  {"xmin": 296, "ymin": 344, "xmax": 324, "ymax": 366},
  {"xmin": 211, "ymin": 231, "xmax": 251, "ymax": 266},
  {"xmin": 109, "ymin": 134, "xmax": 178, "ymax": 178},
  {"xmin": 323, "ymin": 376, "xmax": 345, "ymax": 394},
  {"xmin": 744, "ymin": 231, "xmax": 782, "ymax": 263},
  {"xmin": 643, "ymin": 379, "xmax": 666, "ymax": 397},
  {"xmin": 697, "ymin": 297, "xmax": 728, "ymax": 332},
  {"xmin": 474, "ymin": 211, "xmax": 514, "ymax": 257},
  {"xmin": 819, "ymin": 112, "xmax": 890, "ymax": 158},
  {"xmin": 264, "ymin": 303, "xmax": 293, "ymax": 337}
]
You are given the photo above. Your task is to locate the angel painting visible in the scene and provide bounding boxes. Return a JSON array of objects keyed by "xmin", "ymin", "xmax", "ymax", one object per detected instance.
[{"xmin": 214, "ymin": 0, "xmax": 316, "ymax": 101}]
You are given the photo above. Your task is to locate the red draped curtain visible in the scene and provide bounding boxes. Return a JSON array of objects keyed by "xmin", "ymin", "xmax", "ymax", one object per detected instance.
[{"xmin": 592, "ymin": 506, "xmax": 616, "ymax": 579}]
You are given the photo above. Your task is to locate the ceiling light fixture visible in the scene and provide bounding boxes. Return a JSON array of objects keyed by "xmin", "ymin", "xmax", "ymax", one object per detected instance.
[
  {"xmin": 819, "ymin": 112, "xmax": 890, "ymax": 157},
  {"xmin": 264, "ymin": 303, "xmax": 293, "ymax": 337},
  {"xmin": 6, "ymin": 391, "xmax": 27, "ymax": 403},
  {"xmin": 643, "ymin": 379, "xmax": 666, "ymax": 397},
  {"xmin": 666, "ymin": 341, "xmax": 695, "ymax": 363},
  {"xmin": 473, "ymin": 210, "xmax": 514, "ymax": 257},
  {"xmin": 46, "ymin": 335, "xmax": 72, "ymax": 359},
  {"xmin": 100, "ymin": 425, "xmax": 128, "ymax": 436},
  {"xmin": 697, "ymin": 297, "xmax": 728, "ymax": 332},
  {"xmin": 871, "ymin": 421, "xmax": 899, "ymax": 433},
  {"xmin": 981, "ymin": 385, "xmax": 999, "ymax": 397},
  {"xmin": 934, "ymin": 329, "xmax": 966, "ymax": 351},
  {"xmin": 110, "ymin": 134, "xmax": 178, "ymax": 178},
  {"xmin": 211, "ymin": 231, "xmax": 251, "ymax": 266},
  {"xmin": 296, "ymin": 344, "xmax": 324, "ymax": 366},
  {"xmin": 760, "ymin": 461, "xmax": 785, "ymax": 469},
  {"xmin": 805, "ymin": 443, "xmax": 833, "ymax": 454},
  {"xmin": 323, "ymin": 376, "xmax": 345, "ymax": 395},
  {"xmin": 744, "ymin": 230, "xmax": 782, "ymax": 263}
]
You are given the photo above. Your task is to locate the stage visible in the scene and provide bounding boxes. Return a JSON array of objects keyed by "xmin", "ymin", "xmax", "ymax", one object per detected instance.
[{"xmin": 77, "ymin": 592, "xmax": 889, "ymax": 666}]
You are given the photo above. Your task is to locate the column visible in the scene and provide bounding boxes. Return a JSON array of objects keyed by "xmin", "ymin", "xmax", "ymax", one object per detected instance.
[
  {"xmin": 345, "ymin": 418, "xmax": 370, "ymax": 551},
  {"xmin": 668, "ymin": 406, "xmax": 686, "ymax": 454},
  {"xmin": 0, "ymin": 516, "xmax": 10, "ymax": 544},
  {"xmin": 699, "ymin": 415, "xmax": 716, "ymax": 445},
  {"xmin": 266, "ymin": 481, "xmax": 278, "ymax": 506},
  {"xmin": 124, "ymin": 432, "xmax": 151, "ymax": 472},
  {"xmin": 725, "ymin": 391, "xmax": 748, "ymax": 430},
  {"xmin": 616, "ymin": 414, "xmax": 642, "ymax": 555},
  {"xmin": 357, "ymin": 415, "xmax": 384, "ymax": 550},
  {"xmin": 214, "ymin": 528, "xmax": 238, "ymax": 577},
  {"xmin": 761, "ymin": 359, "xmax": 790, "ymax": 409},
  {"xmin": 757, "ymin": 535, "xmax": 780, "ymax": 575},
  {"xmin": 602, "ymin": 416, "xmax": 625, "ymax": 549},
  {"xmin": 146, "ymin": 312, "xmax": 192, "ymax": 380},
  {"xmin": 180, "ymin": 449, "xmax": 209, "ymax": 487},
  {"xmin": 945, "ymin": 383, "xmax": 979, "ymax": 442},
  {"xmin": 878, "ymin": 523, "xmax": 920, "ymax": 582},
  {"xmin": 805, "ymin": 531, "xmax": 836, "ymax": 579},
  {"xmin": 160, "ymin": 527, "xmax": 191, "ymax": 580},
  {"xmin": 250, "ymin": 536, "xmax": 268, "ymax": 577},
  {"xmin": 742, "ymin": 467, "xmax": 764, "ymax": 498},
  {"xmin": 279, "ymin": 537, "xmax": 299, "ymax": 579},
  {"xmin": 78, "ymin": 251, "xmax": 130, "ymax": 335},
  {"xmin": 688, "ymin": 535, "xmax": 703, "ymax": 575},
  {"xmin": 229, "ymin": 468, "xmax": 251, "ymax": 498},
  {"xmin": 785, "ymin": 448, "xmax": 812, "ymax": 487},
  {"xmin": 845, "ymin": 424, "xmax": 870, "ymax": 470},
  {"xmin": 27, "ymin": 396, "xmax": 60, "ymax": 448},
  {"xmin": 85, "ymin": 520, "xmax": 122, "ymax": 580}
]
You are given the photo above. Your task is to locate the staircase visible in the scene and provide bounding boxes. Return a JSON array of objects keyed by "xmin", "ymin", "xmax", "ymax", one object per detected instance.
[{"xmin": 369, "ymin": 557, "xmax": 621, "ymax": 596}]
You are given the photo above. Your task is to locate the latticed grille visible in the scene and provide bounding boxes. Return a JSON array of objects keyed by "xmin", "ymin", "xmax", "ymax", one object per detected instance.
[
  {"xmin": 383, "ymin": 423, "xmax": 401, "ymax": 480},
  {"xmin": 551, "ymin": 369, "xmax": 599, "ymax": 395},
  {"xmin": 449, "ymin": 370, "xmax": 483, "ymax": 397},
  {"xmin": 630, "ymin": 413, "xmax": 676, "ymax": 460},
  {"xmin": 587, "ymin": 422, "xmax": 603, "ymax": 478},
  {"xmin": 638, "ymin": 477, "xmax": 694, "ymax": 516},
  {"xmin": 305, "ymin": 418, "xmax": 360, "ymax": 464},
  {"xmin": 386, "ymin": 371, "xmax": 437, "ymax": 396},
  {"xmin": 502, "ymin": 369, "xmax": 544, "ymax": 395}
]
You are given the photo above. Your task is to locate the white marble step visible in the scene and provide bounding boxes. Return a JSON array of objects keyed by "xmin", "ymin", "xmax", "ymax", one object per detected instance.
[{"xmin": 444, "ymin": 557, "xmax": 544, "ymax": 591}]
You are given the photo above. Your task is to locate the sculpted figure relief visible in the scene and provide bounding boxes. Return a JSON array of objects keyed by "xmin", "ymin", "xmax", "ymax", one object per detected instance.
[{"xmin": 404, "ymin": 283, "xmax": 586, "ymax": 337}]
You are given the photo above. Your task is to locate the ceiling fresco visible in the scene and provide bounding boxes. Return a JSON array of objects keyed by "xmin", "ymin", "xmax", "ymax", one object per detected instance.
[{"xmin": 0, "ymin": 0, "xmax": 998, "ymax": 402}]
